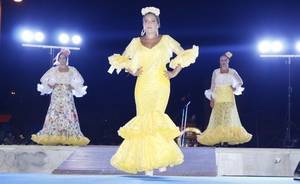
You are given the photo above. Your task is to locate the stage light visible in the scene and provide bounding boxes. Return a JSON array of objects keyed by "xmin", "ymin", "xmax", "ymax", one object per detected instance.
[
  {"xmin": 258, "ymin": 40, "xmax": 271, "ymax": 54},
  {"xmin": 295, "ymin": 41, "xmax": 300, "ymax": 52},
  {"xmin": 58, "ymin": 33, "xmax": 69, "ymax": 44},
  {"xmin": 21, "ymin": 30, "xmax": 34, "ymax": 43},
  {"xmin": 34, "ymin": 32, "xmax": 45, "ymax": 42},
  {"xmin": 271, "ymin": 40, "xmax": 284, "ymax": 53},
  {"xmin": 72, "ymin": 35, "xmax": 82, "ymax": 45},
  {"xmin": 13, "ymin": 0, "xmax": 23, "ymax": 2}
]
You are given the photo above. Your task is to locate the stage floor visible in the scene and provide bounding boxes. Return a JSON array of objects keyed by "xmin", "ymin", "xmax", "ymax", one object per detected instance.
[
  {"xmin": 1, "ymin": 145, "xmax": 300, "ymax": 176},
  {"xmin": 0, "ymin": 174, "xmax": 297, "ymax": 184}
]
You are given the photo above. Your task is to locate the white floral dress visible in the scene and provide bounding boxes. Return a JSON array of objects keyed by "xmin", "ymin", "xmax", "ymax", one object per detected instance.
[{"xmin": 31, "ymin": 66, "xmax": 90, "ymax": 145}]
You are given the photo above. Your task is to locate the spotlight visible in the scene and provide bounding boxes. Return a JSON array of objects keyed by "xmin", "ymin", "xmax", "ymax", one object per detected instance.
[
  {"xmin": 72, "ymin": 35, "xmax": 82, "ymax": 45},
  {"xmin": 295, "ymin": 41, "xmax": 300, "ymax": 52},
  {"xmin": 34, "ymin": 32, "xmax": 45, "ymax": 42},
  {"xmin": 258, "ymin": 40, "xmax": 271, "ymax": 54},
  {"xmin": 21, "ymin": 30, "xmax": 34, "ymax": 43},
  {"xmin": 271, "ymin": 40, "xmax": 283, "ymax": 53},
  {"xmin": 58, "ymin": 33, "xmax": 70, "ymax": 44}
]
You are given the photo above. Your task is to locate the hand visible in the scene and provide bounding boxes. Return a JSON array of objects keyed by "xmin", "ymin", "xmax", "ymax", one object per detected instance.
[
  {"xmin": 48, "ymin": 84, "xmax": 57, "ymax": 89},
  {"xmin": 165, "ymin": 66, "xmax": 182, "ymax": 79},
  {"xmin": 210, "ymin": 99, "xmax": 214, "ymax": 108},
  {"xmin": 164, "ymin": 71, "xmax": 176, "ymax": 79},
  {"xmin": 68, "ymin": 85, "xmax": 74, "ymax": 91},
  {"xmin": 231, "ymin": 86, "xmax": 236, "ymax": 91}
]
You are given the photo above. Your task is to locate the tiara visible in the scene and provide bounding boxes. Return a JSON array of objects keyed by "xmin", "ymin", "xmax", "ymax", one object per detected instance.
[{"xmin": 141, "ymin": 7, "xmax": 160, "ymax": 16}]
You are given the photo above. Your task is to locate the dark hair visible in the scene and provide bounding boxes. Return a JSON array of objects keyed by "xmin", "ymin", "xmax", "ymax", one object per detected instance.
[{"xmin": 143, "ymin": 13, "xmax": 160, "ymax": 27}]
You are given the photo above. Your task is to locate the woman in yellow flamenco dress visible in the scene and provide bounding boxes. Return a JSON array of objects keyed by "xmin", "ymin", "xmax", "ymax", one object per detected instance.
[
  {"xmin": 198, "ymin": 52, "xmax": 252, "ymax": 146},
  {"xmin": 108, "ymin": 7, "xmax": 198, "ymax": 175}
]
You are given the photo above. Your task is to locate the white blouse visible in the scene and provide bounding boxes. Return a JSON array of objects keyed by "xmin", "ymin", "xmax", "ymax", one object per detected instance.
[
  {"xmin": 205, "ymin": 68, "xmax": 244, "ymax": 100},
  {"xmin": 37, "ymin": 66, "xmax": 87, "ymax": 97}
]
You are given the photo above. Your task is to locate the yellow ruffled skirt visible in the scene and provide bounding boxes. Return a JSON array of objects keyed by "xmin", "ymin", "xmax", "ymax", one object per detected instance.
[
  {"xmin": 198, "ymin": 86, "xmax": 252, "ymax": 145},
  {"xmin": 111, "ymin": 75, "xmax": 183, "ymax": 173},
  {"xmin": 31, "ymin": 135, "xmax": 90, "ymax": 146}
]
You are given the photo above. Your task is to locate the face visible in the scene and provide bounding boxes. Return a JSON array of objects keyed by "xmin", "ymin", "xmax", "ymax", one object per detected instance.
[
  {"xmin": 58, "ymin": 54, "xmax": 67, "ymax": 66},
  {"xmin": 143, "ymin": 13, "xmax": 159, "ymax": 35},
  {"xmin": 219, "ymin": 55, "xmax": 229, "ymax": 68}
]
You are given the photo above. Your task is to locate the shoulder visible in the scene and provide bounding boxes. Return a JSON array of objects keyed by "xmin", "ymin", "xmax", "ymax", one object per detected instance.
[
  {"xmin": 163, "ymin": 34, "xmax": 175, "ymax": 41},
  {"xmin": 131, "ymin": 37, "xmax": 140, "ymax": 43},
  {"xmin": 47, "ymin": 66, "xmax": 57, "ymax": 72},
  {"xmin": 229, "ymin": 68, "xmax": 237, "ymax": 73},
  {"xmin": 213, "ymin": 68, "xmax": 219, "ymax": 74},
  {"xmin": 68, "ymin": 66, "xmax": 78, "ymax": 72},
  {"xmin": 163, "ymin": 35, "xmax": 180, "ymax": 46}
]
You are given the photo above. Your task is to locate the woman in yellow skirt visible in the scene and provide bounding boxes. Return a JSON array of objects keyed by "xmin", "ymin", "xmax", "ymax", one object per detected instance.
[
  {"xmin": 108, "ymin": 7, "xmax": 198, "ymax": 175},
  {"xmin": 198, "ymin": 52, "xmax": 252, "ymax": 146}
]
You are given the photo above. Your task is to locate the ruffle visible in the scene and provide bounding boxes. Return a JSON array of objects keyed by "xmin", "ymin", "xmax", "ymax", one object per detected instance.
[
  {"xmin": 111, "ymin": 133, "xmax": 183, "ymax": 173},
  {"xmin": 107, "ymin": 54, "xmax": 131, "ymax": 74},
  {"xmin": 37, "ymin": 83, "xmax": 53, "ymax": 95},
  {"xmin": 197, "ymin": 125, "xmax": 252, "ymax": 145},
  {"xmin": 118, "ymin": 112, "xmax": 181, "ymax": 140},
  {"xmin": 31, "ymin": 134, "xmax": 90, "ymax": 146},
  {"xmin": 169, "ymin": 45, "xmax": 199, "ymax": 69}
]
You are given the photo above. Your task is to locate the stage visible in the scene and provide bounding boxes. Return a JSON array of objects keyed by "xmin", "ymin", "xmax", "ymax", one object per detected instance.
[
  {"xmin": 0, "ymin": 145, "xmax": 299, "ymax": 177},
  {"xmin": 0, "ymin": 174, "xmax": 297, "ymax": 184}
]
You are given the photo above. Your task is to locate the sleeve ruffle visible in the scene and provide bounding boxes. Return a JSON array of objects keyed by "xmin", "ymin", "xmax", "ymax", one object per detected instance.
[
  {"xmin": 169, "ymin": 45, "xmax": 199, "ymax": 69},
  {"xmin": 37, "ymin": 67, "xmax": 56, "ymax": 95},
  {"xmin": 232, "ymin": 82, "xmax": 245, "ymax": 95},
  {"xmin": 71, "ymin": 79, "xmax": 87, "ymax": 98},
  {"xmin": 204, "ymin": 89, "xmax": 214, "ymax": 100},
  {"xmin": 204, "ymin": 86, "xmax": 244, "ymax": 101},
  {"xmin": 70, "ymin": 68, "xmax": 87, "ymax": 98},
  {"xmin": 37, "ymin": 83, "xmax": 52, "ymax": 95},
  {"xmin": 72, "ymin": 85, "xmax": 87, "ymax": 98},
  {"xmin": 107, "ymin": 54, "xmax": 131, "ymax": 74}
]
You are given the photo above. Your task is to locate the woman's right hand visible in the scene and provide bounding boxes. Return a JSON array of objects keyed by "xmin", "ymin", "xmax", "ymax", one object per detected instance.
[
  {"xmin": 48, "ymin": 84, "xmax": 57, "ymax": 89},
  {"xmin": 210, "ymin": 99, "xmax": 214, "ymax": 108}
]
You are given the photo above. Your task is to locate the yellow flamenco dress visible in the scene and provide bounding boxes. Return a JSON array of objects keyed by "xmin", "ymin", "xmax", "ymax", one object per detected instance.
[
  {"xmin": 108, "ymin": 35, "xmax": 198, "ymax": 173},
  {"xmin": 198, "ymin": 68, "xmax": 252, "ymax": 145}
]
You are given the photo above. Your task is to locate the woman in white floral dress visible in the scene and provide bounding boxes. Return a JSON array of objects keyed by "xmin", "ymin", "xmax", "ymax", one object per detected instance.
[{"xmin": 31, "ymin": 49, "xmax": 90, "ymax": 145}]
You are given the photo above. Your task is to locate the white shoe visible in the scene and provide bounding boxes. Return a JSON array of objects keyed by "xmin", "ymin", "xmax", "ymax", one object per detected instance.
[
  {"xmin": 159, "ymin": 167, "xmax": 167, "ymax": 172},
  {"xmin": 145, "ymin": 170, "xmax": 153, "ymax": 176}
]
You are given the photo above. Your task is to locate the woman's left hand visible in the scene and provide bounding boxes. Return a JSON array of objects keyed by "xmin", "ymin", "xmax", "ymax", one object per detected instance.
[
  {"xmin": 165, "ymin": 66, "xmax": 182, "ymax": 79},
  {"xmin": 165, "ymin": 71, "xmax": 177, "ymax": 79},
  {"xmin": 68, "ymin": 85, "xmax": 74, "ymax": 91}
]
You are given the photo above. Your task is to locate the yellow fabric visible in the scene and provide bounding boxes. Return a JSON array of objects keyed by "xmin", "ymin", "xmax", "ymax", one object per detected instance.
[
  {"xmin": 214, "ymin": 85, "xmax": 235, "ymax": 103},
  {"xmin": 197, "ymin": 125, "xmax": 252, "ymax": 145},
  {"xmin": 169, "ymin": 45, "xmax": 199, "ymax": 69},
  {"xmin": 31, "ymin": 134, "xmax": 90, "ymax": 146},
  {"xmin": 111, "ymin": 35, "xmax": 191, "ymax": 173},
  {"xmin": 198, "ymin": 86, "xmax": 252, "ymax": 145},
  {"xmin": 108, "ymin": 54, "xmax": 131, "ymax": 73}
]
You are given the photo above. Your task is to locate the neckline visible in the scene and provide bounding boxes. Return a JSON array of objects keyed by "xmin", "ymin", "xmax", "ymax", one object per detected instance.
[
  {"xmin": 219, "ymin": 68, "xmax": 230, "ymax": 74},
  {"xmin": 139, "ymin": 35, "xmax": 164, "ymax": 50},
  {"xmin": 57, "ymin": 66, "xmax": 70, "ymax": 73}
]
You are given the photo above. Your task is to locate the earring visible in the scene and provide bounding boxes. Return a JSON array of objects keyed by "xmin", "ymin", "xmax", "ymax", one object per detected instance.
[{"xmin": 140, "ymin": 29, "xmax": 145, "ymax": 36}]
